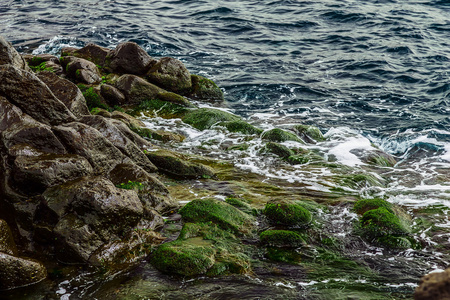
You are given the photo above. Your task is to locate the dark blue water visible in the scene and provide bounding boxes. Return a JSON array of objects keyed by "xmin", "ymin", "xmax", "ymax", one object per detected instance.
[{"xmin": 2, "ymin": 0, "xmax": 449, "ymax": 138}]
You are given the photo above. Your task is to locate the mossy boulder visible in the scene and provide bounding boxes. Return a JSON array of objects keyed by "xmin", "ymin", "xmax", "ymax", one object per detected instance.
[
  {"xmin": 265, "ymin": 142, "xmax": 295, "ymax": 159},
  {"xmin": 78, "ymin": 85, "xmax": 109, "ymax": 111},
  {"xmin": 157, "ymin": 91, "xmax": 194, "ymax": 108},
  {"xmin": 145, "ymin": 149, "xmax": 215, "ymax": 179},
  {"xmin": 354, "ymin": 198, "xmax": 394, "ymax": 215},
  {"xmin": 60, "ymin": 56, "xmax": 102, "ymax": 84},
  {"xmin": 261, "ymin": 128, "xmax": 303, "ymax": 143},
  {"xmin": 136, "ymin": 99, "xmax": 189, "ymax": 119},
  {"xmin": 336, "ymin": 172, "xmax": 384, "ymax": 189},
  {"xmin": 263, "ymin": 200, "xmax": 312, "ymax": 227},
  {"xmin": 292, "ymin": 125, "xmax": 324, "ymax": 143},
  {"xmin": 189, "ymin": 74, "xmax": 224, "ymax": 102},
  {"xmin": 114, "ymin": 74, "xmax": 163, "ymax": 105},
  {"xmin": 225, "ymin": 197, "xmax": 258, "ymax": 216},
  {"xmin": 179, "ymin": 198, "xmax": 255, "ymax": 234},
  {"xmin": 182, "ymin": 108, "xmax": 241, "ymax": 130},
  {"xmin": 146, "ymin": 57, "xmax": 192, "ymax": 94},
  {"xmin": 219, "ymin": 120, "xmax": 263, "ymax": 135},
  {"xmin": 359, "ymin": 207, "xmax": 410, "ymax": 238},
  {"xmin": 365, "ymin": 150, "xmax": 397, "ymax": 167},
  {"xmin": 151, "ymin": 240, "xmax": 216, "ymax": 276},
  {"xmin": 131, "ymin": 126, "xmax": 185, "ymax": 143},
  {"xmin": 260, "ymin": 230, "xmax": 306, "ymax": 248}
]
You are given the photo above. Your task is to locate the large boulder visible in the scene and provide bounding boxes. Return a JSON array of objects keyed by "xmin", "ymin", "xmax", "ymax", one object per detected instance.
[
  {"xmin": 60, "ymin": 56, "xmax": 102, "ymax": 84},
  {"xmin": 189, "ymin": 74, "xmax": 224, "ymax": 102},
  {"xmin": 0, "ymin": 64, "xmax": 76, "ymax": 126},
  {"xmin": 80, "ymin": 115, "xmax": 157, "ymax": 173},
  {"xmin": 146, "ymin": 57, "xmax": 192, "ymax": 94},
  {"xmin": 0, "ymin": 253, "xmax": 46, "ymax": 290},
  {"xmin": 11, "ymin": 153, "xmax": 93, "ymax": 195},
  {"xmin": 65, "ymin": 43, "xmax": 111, "ymax": 66},
  {"xmin": 52, "ymin": 122, "xmax": 131, "ymax": 174},
  {"xmin": 115, "ymin": 74, "xmax": 163, "ymax": 105},
  {"xmin": 415, "ymin": 268, "xmax": 450, "ymax": 300},
  {"xmin": 109, "ymin": 163, "xmax": 178, "ymax": 214},
  {"xmin": 100, "ymin": 84, "xmax": 126, "ymax": 106},
  {"xmin": 38, "ymin": 176, "xmax": 145, "ymax": 263},
  {"xmin": 0, "ymin": 97, "xmax": 66, "ymax": 154},
  {"xmin": 106, "ymin": 42, "xmax": 156, "ymax": 75},
  {"xmin": 0, "ymin": 36, "xmax": 31, "ymax": 71},
  {"xmin": 37, "ymin": 71, "xmax": 90, "ymax": 117}
]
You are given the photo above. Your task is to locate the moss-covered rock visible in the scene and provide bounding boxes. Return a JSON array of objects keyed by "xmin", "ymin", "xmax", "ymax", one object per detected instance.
[
  {"xmin": 336, "ymin": 172, "xmax": 384, "ymax": 189},
  {"xmin": 189, "ymin": 74, "xmax": 224, "ymax": 102},
  {"xmin": 157, "ymin": 91, "xmax": 195, "ymax": 108},
  {"xmin": 151, "ymin": 240, "xmax": 216, "ymax": 276},
  {"xmin": 145, "ymin": 149, "xmax": 215, "ymax": 179},
  {"xmin": 260, "ymin": 230, "xmax": 306, "ymax": 248},
  {"xmin": 263, "ymin": 199, "xmax": 312, "ymax": 227},
  {"xmin": 131, "ymin": 126, "xmax": 185, "ymax": 143},
  {"xmin": 218, "ymin": 120, "xmax": 263, "ymax": 135},
  {"xmin": 354, "ymin": 198, "xmax": 394, "ymax": 215},
  {"xmin": 78, "ymin": 85, "xmax": 109, "ymax": 111},
  {"xmin": 265, "ymin": 247, "xmax": 302, "ymax": 264},
  {"xmin": 360, "ymin": 207, "xmax": 410, "ymax": 238},
  {"xmin": 265, "ymin": 142, "xmax": 295, "ymax": 158},
  {"xmin": 137, "ymin": 99, "xmax": 189, "ymax": 119},
  {"xmin": 225, "ymin": 197, "xmax": 258, "ymax": 216},
  {"xmin": 182, "ymin": 108, "xmax": 241, "ymax": 130},
  {"xmin": 366, "ymin": 150, "xmax": 397, "ymax": 167},
  {"xmin": 261, "ymin": 128, "xmax": 303, "ymax": 143},
  {"xmin": 292, "ymin": 125, "xmax": 324, "ymax": 143},
  {"xmin": 179, "ymin": 198, "xmax": 255, "ymax": 234},
  {"xmin": 146, "ymin": 57, "xmax": 192, "ymax": 94},
  {"xmin": 376, "ymin": 236, "xmax": 412, "ymax": 250}
]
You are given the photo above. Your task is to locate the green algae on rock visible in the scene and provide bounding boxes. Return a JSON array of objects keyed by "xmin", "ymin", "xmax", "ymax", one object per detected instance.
[
  {"xmin": 261, "ymin": 128, "xmax": 303, "ymax": 143},
  {"xmin": 179, "ymin": 198, "xmax": 256, "ymax": 235},
  {"xmin": 354, "ymin": 198, "xmax": 394, "ymax": 215},
  {"xmin": 218, "ymin": 120, "xmax": 263, "ymax": 135},
  {"xmin": 263, "ymin": 199, "xmax": 312, "ymax": 227},
  {"xmin": 182, "ymin": 108, "xmax": 241, "ymax": 130},
  {"xmin": 360, "ymin": 207, "xmax": 410, "ymax": 238},
  {"xmin": 292, "ymin": 124, "xmax": 324, "ymax": 143},
  {"xmin": 189, "ymin": 74, "xmax": 224, "ymax": 102},
  {"xmin": 260, "ymin": 230, "xmax": 306, "ymax": 248}
]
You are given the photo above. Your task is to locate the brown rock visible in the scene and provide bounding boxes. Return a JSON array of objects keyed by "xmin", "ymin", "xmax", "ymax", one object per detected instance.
[
  {"xmin": 106, "ymin": 42, "xmax": 156, "ymax": 75},
  {"xmin": 146, "ymin": 57, "xmax": 192, "ymax": 94},
  {"xmin": 0, "ymin": 253, "xmax": 46, "ymax": 290},
  {"xmin": 71, "ymin": 43, "xmax": 111, "ymax": 66},
  {"xmin": 100, "ymin": 84, "xmax": 126, "ymax": 106},
  {"xmin": 60, "ymin": 56, "xmax": 102, "ymax": 84},
  {"xmin": 0, "ymin": 36, "xmax": 31, "ymax": 71},
  {"xmin": 0, "ymin": 220, "xmax": 17, "ymax": 256},
  {"xmin": 115, "ymin": 74, "xmax": 163, "ymax": 105},
  {"xmin": 415, "ymin": 268, "xmax": 450, "ymax": 300}
]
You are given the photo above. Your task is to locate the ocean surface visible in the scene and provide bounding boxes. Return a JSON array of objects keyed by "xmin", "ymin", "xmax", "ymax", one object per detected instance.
[{"xmin": 1, "ymin": 0, "xmax": 450, "ymax": 298}]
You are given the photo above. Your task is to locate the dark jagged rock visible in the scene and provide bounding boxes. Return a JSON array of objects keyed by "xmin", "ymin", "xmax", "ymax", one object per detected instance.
[
  {"xmin": 0, "ymin": 252, "xmax": 46, "ymax": 290},
  {"xmin": 100, "ymin": 84, "xmax": 126, "ymax": 106},
  {"xmin": 0, "ymin": 36, "xmax": 31, "ymax": 71},
  {"xmin": 52, "ymin": 122, "xmax": 131, "ymax": 175},
  {"xmin": 11, "ymin": 154, "xmax": 93, "ymax": 195},
  {"xmin": 415, "ymin": 268, "xmax": 450, "ymax": 300},
  {"xmin": 0, "ymin": 97, "xmax": 66, "ymax": 154},
  {"xmin": 39, "ymin": 176, "xmax": 145, "ymax": 263},
  {"xmin": 37, "ymin": 71, "xmax": 90, "ymax": 117},
  {"xmin": 0, "ymin": 65, "xmax": 76, "ymax": 126},
  {"xmin": 60, "ymin": 56, "xmax": 102, "ymax": 84},
  {"xmin": 115, "ymin": 74, "xmax": 163, "ymax": 105},
  {"xmin": 106, "ymin": 42, "xmax": 156, "ymax": 75},
  {"xmin": 147, "ymin": 57, "xmax": 192, "ymax": 94},
  {"xmin": 189, "ymin": 74, "xmax": 224, "ymax": 102},
  {"xmin": 80, "ymin": 115, "xmax": 157, "ymax": 173},
  {"xmin": 109, "ymin": 163, "xmax": 178, "ymax": 214}
]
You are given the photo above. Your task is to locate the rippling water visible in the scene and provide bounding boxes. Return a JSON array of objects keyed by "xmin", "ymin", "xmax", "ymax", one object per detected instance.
[{"xmin": 1, "ymin": 0, "xmax": 450, "ymax": 298}]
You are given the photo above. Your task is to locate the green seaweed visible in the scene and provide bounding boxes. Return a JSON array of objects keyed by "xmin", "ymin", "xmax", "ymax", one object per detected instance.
[
  {"xmin": 263, "ymin": 200, "xmax": 312, "ymax": 227},
  {"xmin": 182, "ymin": 108, "xmax": 241, "ymax": 130},
  {"xmin": 261, "ymin": 128, "xmax": 303, "ymax": 143},
  {"xmin": 259, "ymin": 230, "xmax": 306, "ymax": 248}
]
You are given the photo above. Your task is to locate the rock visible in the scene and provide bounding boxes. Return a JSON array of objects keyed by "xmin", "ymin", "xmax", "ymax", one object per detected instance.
[
  {"xmin": 110, "ymin": 111, "xmax": 145, "ymax": 129},
  {"xmin": 37, "ymin": 71, "xmax": 90, "ymax": 117},
  {"xmin": 0, "ymin": 36, "xmax": 31, "ymax": 71},
  {"xmin": 109, "ymin": 163, "xmax": 178, "ymax": 214},
  {"xmin": 182, "ymin": 108, "xmax": 241, "ymax": 130},
  {"xmin": 157, "ymin": 91, "xmax": 194, "ymax": 108},
  {"xmin": 353, "ymin": 198, "xmax": 394, "ymax": 215},
  {"xmin": 11, "ymin": 154, "xmax": 93, "ymax": 195},
  {"xmin": 292, "ymin": 125, "xmax": 324, "ymax": 143},
  {"xmin": 189, "ymin": 74, "xmax": 224, "ymax": 102},
  {"xmin": 152, "ymin": 240, "xmax": 216, "ymax": 276},
  {"xmin": 106, "ymin": 42, "xmax": 156, "ymax": 75},
  {"xmin": 80, "ymin": 115, "xmax": 157, "ymax": 173},
  {"xmin": 265, "ymin": 142, "xmax": 295, "ymax": 159},
  {"xmin": 179, "ymin": 198, "xmax": 255, "ymax": 234},
  {"xmin": 415, "ymin": 268, "xmax": 450, "ymax": 300},
  {"xmin": 100, "ymin": 84, "xmax": 126, "ymax": 106},
  {"xmin": 0, "ymin": 220, "xmax": 17, "ymax": 256},
  {"xmin": 115, "ymin": 74, "xmax": 163, "ymax": 105},
  {"xmin": 145, "ymin": 149, "xmax": 215, "ymax": 179},
  {"xmin": 0, "ymin": 64, "xmax": 76, "ymax": 126},
  {"xmin": 109, "ymin": 118, "xmax": 154, "ymax": 151},
  {"xmin": 146, "ymin": 57, "xmax": 192, "ymax": 94},
  {"xmin": 40, "ymin": 176, "xmax": 144, "ymax": 262},
  {"xmin": 263, "ymin": 200, "xmax": 312, "ymax": 227},
  {"xmin": 60, "ymin": 56, "xmax": 102, "ymax": 84},
  {"xmin": 69, "ymin": 43, "xmax": 111, "ymax": 66},
  {"xmin": 366, "ymin": 150, "xmax": 397, "ymax": 167},
  {"xmin": 219, "ymin": 120, "xmax": 263, "ymax": 135},
  {"xmin": 90, "ymin": 107, "xmax": 112, "ymax": 118},
  {"xmin": 261, "ymin": 128, "xmax": 303, "ymax": 143},
  {"xmin": 0, "ymin": 97, "xmax": 66, "ymax": 154},
  {"xmin": 131, "ymin": 127, "xmax": 185, "ymax": 143},
  {"xmin": 359, "ymin": 207, "xmax": 410, "ymax": 238},
  {"xmin": 23, "ymin": 54, "xmax": 59, "ymax": 66},
  {"xmin": 0, "ymin": 252, "xmax": 46, "ymax": 290},
  {"xmin": 259, "ymin": 230, "xmax": 306, "ymax": 248},
  {"xmin": 52, "ymin": 122, "xmax": 130, "ymax": 174}
]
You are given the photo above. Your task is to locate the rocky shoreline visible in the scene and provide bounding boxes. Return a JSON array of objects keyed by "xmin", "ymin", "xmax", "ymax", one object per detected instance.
[{"xmin": 0, "ymin": 35, "xmax": 448, "ymax": 299}]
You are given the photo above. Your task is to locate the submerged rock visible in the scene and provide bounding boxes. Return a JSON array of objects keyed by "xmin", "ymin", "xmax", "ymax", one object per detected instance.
[
  {"xmin": 292, "ymin": 124, "xmax": 324, "ymax": 143},
  {"xmin": 182, "ymin": 108, "xmax": 240, "ymax": 130},
  {"xmin": 259, "ymin": 230, "xmax": 306, "ymax": 248}
]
